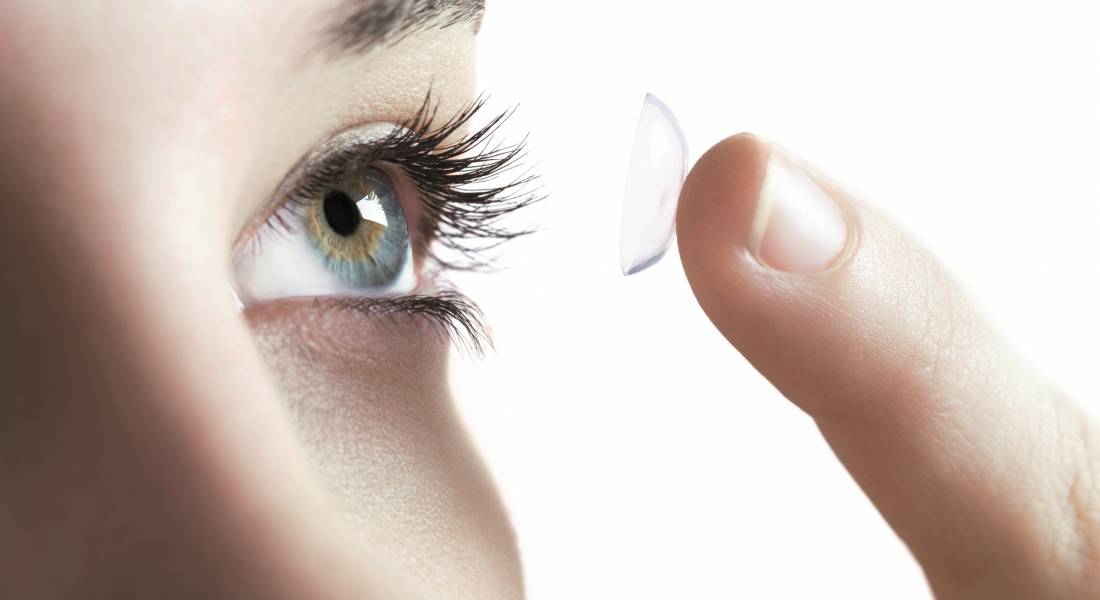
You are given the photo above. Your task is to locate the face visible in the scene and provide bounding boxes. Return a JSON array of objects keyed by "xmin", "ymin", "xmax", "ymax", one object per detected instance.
[{"xmin": 0, "ymin": 1, "xmax": 525, "ymax": 598}]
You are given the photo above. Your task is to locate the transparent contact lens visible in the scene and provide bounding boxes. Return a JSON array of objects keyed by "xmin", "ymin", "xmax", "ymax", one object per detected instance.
[{"xmin": 619, "ymin": 93, "xmax": 689, "ymax": 276}]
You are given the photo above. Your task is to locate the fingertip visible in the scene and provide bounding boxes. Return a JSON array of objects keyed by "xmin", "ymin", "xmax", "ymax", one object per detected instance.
[
  {"xmin": 676, "ymin": 133, "xmax": 771, "ymax": 335},
  {"xmin": 677, "ymin": 134, "xmax": 770, "ymax": 255}
]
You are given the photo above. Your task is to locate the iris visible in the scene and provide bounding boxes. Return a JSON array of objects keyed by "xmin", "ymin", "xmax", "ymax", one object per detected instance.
[{"xmin": 305, "ymin": 167, "xmax": 410, "ymax": 289}]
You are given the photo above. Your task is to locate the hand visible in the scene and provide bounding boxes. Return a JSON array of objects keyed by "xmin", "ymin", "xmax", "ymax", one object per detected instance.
[{"xmin": 677, "ymin": 134, "xmax": 1099, "ymax": 599}]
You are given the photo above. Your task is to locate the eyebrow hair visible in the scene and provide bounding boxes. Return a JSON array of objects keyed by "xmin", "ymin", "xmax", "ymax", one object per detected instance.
[{"xmin": 324, "ymin": 0, "xmax": 485, "ymax": 55}]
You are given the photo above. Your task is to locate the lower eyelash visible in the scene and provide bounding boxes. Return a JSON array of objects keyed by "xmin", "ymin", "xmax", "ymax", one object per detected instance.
[{"xmin": 331, "ymin": 290, "xmax": 491, "ymax": 357}]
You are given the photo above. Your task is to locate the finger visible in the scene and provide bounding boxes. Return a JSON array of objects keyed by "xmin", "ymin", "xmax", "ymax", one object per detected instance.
[{"xmin": 676, "ymin": 134, "xmax": 1100, "ymax": 598}]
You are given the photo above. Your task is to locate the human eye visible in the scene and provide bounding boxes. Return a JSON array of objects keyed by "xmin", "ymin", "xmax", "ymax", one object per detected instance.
[{"xmin": 232, "ymin": 96, "xmax": 538, "ymax": 352}]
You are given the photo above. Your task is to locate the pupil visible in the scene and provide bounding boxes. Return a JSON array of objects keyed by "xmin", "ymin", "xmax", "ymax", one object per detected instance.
[{"xmin": 323, "ymin": 190, "xmax": 361, "ymax": 237}]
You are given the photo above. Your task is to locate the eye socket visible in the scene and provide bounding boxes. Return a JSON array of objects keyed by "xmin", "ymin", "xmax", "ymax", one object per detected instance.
[{"xmin": 233, "ymin": 165, "xmax": 416, "ymax": 305}]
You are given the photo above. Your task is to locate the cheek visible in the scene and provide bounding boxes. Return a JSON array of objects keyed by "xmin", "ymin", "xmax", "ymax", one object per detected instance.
[{"xmin": 246, "ymin": 305, "xmax": 524, "ymax": 600}]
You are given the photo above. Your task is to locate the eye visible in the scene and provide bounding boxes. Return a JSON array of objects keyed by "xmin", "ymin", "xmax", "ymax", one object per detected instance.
[
  {"xmin": 234, "ymin": 164, "xmax": 416, "ymax": 304},
  {"xmin": 229, "ymin": 96, "xmax": 540, "ymax": 353}
]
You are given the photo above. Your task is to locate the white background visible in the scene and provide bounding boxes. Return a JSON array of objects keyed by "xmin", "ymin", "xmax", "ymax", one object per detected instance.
[{"xmin": 451, "ymin": 2, "xmax": 1100, "ymax": 598}]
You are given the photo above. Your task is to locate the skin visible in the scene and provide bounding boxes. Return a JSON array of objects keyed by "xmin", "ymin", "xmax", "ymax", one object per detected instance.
[
  {"xmin": 0, "ymin": 1, "xmax": 518, "ymax": 599},
  {"xmin": 0, "ymin": 2, "xmax": 1096, "ymax": 600}
]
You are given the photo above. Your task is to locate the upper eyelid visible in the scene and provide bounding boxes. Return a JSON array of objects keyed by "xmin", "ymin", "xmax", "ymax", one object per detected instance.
[
  {"xmin": 232, "ymin": 121, "xmax": 410, "ymax": 254},
  {"xmin": 234, "ymin": 94, "xmax": 480, "ymax": 255},
  {"xmin": 233, "ymin": 95, "xmax": 540, "ymax": 272}
]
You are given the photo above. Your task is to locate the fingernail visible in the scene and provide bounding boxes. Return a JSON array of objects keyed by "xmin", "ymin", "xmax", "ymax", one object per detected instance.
[{"xmin": 747, "ymin": 148, "xmax": 848, "ymax": 273}]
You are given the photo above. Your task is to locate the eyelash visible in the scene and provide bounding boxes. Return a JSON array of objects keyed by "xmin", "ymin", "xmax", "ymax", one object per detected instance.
[
  {"xmin": 255, "ymin": 93, "xmax": 540, "ymax": 354},
  {"xmin": 329, "ymin": 291, "xmax": 490, "ymax": 357}
]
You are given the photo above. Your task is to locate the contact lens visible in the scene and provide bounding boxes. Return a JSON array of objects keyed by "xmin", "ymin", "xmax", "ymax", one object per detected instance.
[{"xmin": 619, "ymin": 93, "xmax": 689, "ymax": 276}]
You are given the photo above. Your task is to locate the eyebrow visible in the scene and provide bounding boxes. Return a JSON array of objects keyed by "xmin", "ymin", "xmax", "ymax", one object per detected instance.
[{"xmin": 323, "ymin": 0, "xmax": 485, "ymax": 55}]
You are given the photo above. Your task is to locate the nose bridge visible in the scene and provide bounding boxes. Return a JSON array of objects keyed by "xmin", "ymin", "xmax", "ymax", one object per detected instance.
[
  {"xmin": 0, "ymin": 86, "xmax": 239, "ymax": 311},
  {"xmin": 0, "ymin": 0, "xmax": 300, "ymax": 301},
  {"xmin": 4, "ymin": 139, "xmax": 210, "ymax": 591},
  {"xmin": 0, "ymin": 132, "xmax": 365, "ymax": 599},
  {"xmin": 0, "ymin": 2, "xmax": 263, "ymax": 353},
  {"xmin": 0, "ymin": 37, "xmax": 377, "ymax": 600},
  {"xmin": 0, "ymin": 63, "xmax": 247, "ymax": 405}
]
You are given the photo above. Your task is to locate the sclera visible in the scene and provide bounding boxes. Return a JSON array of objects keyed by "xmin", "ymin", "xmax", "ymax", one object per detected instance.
[{"xmin": 619, "ymin": 93, "xmax": 689, "ymax": 275}]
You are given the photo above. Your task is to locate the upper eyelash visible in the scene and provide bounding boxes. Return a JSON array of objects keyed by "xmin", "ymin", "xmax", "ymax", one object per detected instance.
[
  {"xmin": 391, "ymin": 94, "xmax": 543, "ymax": 270},
  {"xmin": 281, "ymin": 93, "xmax": 543, "ymax": 272}
]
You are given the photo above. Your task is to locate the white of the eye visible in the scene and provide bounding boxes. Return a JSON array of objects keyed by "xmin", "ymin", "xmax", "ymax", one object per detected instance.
[
  {"xmin": 233, "ymin": 215, "xmax": 415, "ymax": 305},
  {"xmin": 356, "ymin": 195, "xmax": 388, "ymax": 227}
]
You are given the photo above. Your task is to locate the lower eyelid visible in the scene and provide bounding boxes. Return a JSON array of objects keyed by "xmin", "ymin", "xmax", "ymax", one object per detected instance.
[
  {"xmin": 245, "ymin": 297, "xmax": 452, "ymax": 367},
  {"xmin": 242, "ymin": 290, "xmax": 489, "ymax": 358},
  {"xmin": 330, "ymin": 292, "xmax": 490, "ymax": 357}
]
